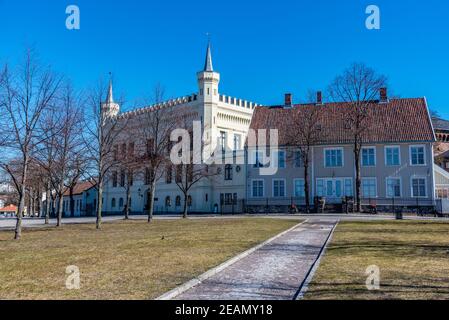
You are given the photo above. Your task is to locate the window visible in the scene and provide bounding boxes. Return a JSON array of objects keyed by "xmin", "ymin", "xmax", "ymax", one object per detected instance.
[
  {"xmin": 344, "ymin": 179, "xmax": 353, "ymax": 197},
  {"xmin": 111, "ymin": 198, "xmax": 116, "ymax": 208},
  {"xmin": 220, "ymin": 131, "xmax": 227, "ymax": 152},
  {"xmin": 165, "ymin": 196, "xmax": 171, "ymax": 207},
  {"xmin": 385, "ymin": 147, "xmax": 400, "ymax": 166},
  {"xmin": 316, "ymin": 180, "xmax": 325, "ymax": 197},
  {"xmin": 273, "ymin": 179, "xmax": 286, "ymax": 197},
  {"xmin": 412, "ymin": 178, "xmax": 426, "ymax": 197},
  {"xmin": 225, "ymin": 193, "xmax": 233, "ymax": 205},
  {"xmin": 233, "ymin": 134, "xmax": 242, "ymax": 151},
  {"xmin": 112, "ymin": 171, "xmax": 118, "ymax": 188},
  {"xmin": 386, "ymin": 178, "xmax": 401, "ymax": 198},
  {"xmin": 224, "ymin": 165, "xmax": 233, "ymax": 181},
  {"xmin": 187, "ymin": 196, "xmax": 192, "ymax": 207},
  {"xmin": 175, "ymin": 196, "xmax": 181, "ymax": 207},
  {"xmin": 128, "ymin": 170, "xmax": 134, "ymax": 186},
  {"xmin": 121, "ymin": 143, "xmax": 127, "ymax": 159},
  {"xmin": 119, "ymin": 198, "xmax": 124, "ymax": 208},
  {"xmin": 252, "ymin": 180, "xmax": 264, "ymax": 198},
  {"xmin": 176, "ymin": 165, "xmax": 182, "ymax": 183},
  {"xmin": 325, "ymin": 149, "xmax": 343, "ymax": 167},
  {"xmin": 277, "ymin": 151, "xmax": 286, "ymax": 168},
  {"xmin": 362, "ymin": 147, "xmax": 376, "ymax": 167},
  {"xmin": 362, "ymin": 178, "xmax": 377, "ymax": 198},
  {"xmin": 294, "ymin": 151, "xmax": 303, "ymax": 167},
  {"xmin": 113, "ymin": 145, "xmax": 119, "ymax": 161},
  {"xmin": 410, "ymin": 146, "xmax": 425, "ymax": 165},
  {"xmin": 294, "ymin": 179, "xmax": 305, "ymax": 198},
  {"xmin": 128, "ymin": 142, "xmax": 135, "ymax": 158},
  {"xmin": 166, "ymin": 165, "xmax": 172, "ymax": 184},
  {"xmin": 120, "ymin": 170, "xmax": 125, "ymax": 187}
]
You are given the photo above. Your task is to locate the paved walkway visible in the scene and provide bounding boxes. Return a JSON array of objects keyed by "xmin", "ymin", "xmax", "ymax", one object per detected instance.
[{"xmin": 173, "ymin": 219, "xmax": 337, "ymax": 300}]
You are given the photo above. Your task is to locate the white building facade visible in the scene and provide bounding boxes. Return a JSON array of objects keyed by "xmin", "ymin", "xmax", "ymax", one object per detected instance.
[{"xmin": 102, "ymin": 43, "xmax": 259, "ymax": 214}]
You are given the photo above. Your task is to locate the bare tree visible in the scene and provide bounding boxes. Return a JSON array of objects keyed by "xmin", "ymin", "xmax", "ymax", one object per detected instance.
[
  {"xmin": 172, "ymin": 116, "xmax": 218, "ymax": 218},
  {"xmin": 287, "ymin": 99, "xmax": 323, "ymax": 213},
  {"xmin": 51, "ymin": 84, "xmax": 84, "ymax": 226},
  {"xmin": 0, "ymin": 51, "xmax": 61, "ymax": 239},
  {"xmin": 135, "ymin": 84, "xmax": 182, "ymax": 222},
  {"xmin": 83, "ymin": 79, "xmax": 126, "ymax": 229},
  {"xmin": 328, "ymin": 63, "xmax": 387, "ymax": 212}
]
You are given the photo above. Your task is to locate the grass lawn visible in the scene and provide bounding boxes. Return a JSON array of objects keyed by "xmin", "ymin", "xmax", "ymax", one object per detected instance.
[
  {"xmin": 304, "ymin": 220, "xmax": 449, "ymax": 300},
  {"xmin": 0, "ymin": 218, "xmax": 298, "ymax": 300}
]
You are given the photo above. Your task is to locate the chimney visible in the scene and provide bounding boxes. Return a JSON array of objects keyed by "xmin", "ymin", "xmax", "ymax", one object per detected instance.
[
  {"xmin": 316, "ymin": 91, "xmax": 323, "ymax": 105},
  {"xmin": 380, "ymin": 87, "xmax": 388, "ymax": 103},
  {"xmin": 284, "ymin": 93, "xmax": 292, "ymax": 107}
]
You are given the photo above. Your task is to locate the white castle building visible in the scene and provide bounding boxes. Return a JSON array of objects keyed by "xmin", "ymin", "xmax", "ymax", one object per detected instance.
[{"xmin": 101, "ymin": 43, "xmax": 260, "ymax": 214}]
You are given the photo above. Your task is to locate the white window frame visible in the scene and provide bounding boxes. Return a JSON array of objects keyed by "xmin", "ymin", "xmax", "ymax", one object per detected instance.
[
  {"xmin": 386, "ymin": 177, "xmax": 402, "ymax": 198},
  {"xmin": 385, "ymin": 146, "xmax": 401, "ymax": 166},
  {"xmin": 251, "ymin": 179, "xmax": 265, "ymax": 198},
  {"xmin": 272, "ymin": 179, "xmax": 286, "ymax": 198},
  {"xmin": 362, "ymin": 177, "xmax": 378, "ymax": 198},
  {"xmin": 324, "ymin": 147, "xmax": 344, "ymax": 168},
  {"xmin": 277, "ymin": 150, "xmax": 286, "ymax": 169},
  {"xmin": 409, "ymin": 145, "xmax": 426, "ymax": 166},
  {"xmin": 294, "ymin": 150, "xmax": 303, "ymax": 168},
  {"xmin": 293, "ymin": 178, "xmax": 305, "ymax": 198},
  {"xmin": 410, "ymin": 176, "xmax": 427, "ymax": 198},
  {"xmin": 361, "ymin": 146, "xmax": 376, "ymax": 167}
]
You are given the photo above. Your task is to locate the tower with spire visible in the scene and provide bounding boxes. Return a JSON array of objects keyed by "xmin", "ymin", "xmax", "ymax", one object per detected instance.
[
  {"xmin": 102, "ymin": 79, "xmax": 120, "ymax": 118},
  {"xmin": 197, "ymin": 41, "xmax": 220, "ymax": 104}
]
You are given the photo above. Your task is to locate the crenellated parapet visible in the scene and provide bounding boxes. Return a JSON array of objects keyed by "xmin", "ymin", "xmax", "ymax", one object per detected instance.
[
  {"xmin": 118, "ymin": 94, "xmax": 199, "ymax": 119},
  {"xmin": 219, "ymin": 94, "xmax": 261, "ymax": 110}
]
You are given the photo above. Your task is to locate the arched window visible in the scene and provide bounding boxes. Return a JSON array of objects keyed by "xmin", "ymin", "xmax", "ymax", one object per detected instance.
[
  {"xmin": 111, "ymin": 198, "xmax": 116, "ymax": 208},
  {"xmin": 187, "ymin": 195, "xmax": 192, "ymax": 207},
  {"xmin": 175, "ymin": 196, "xmax": 181, "ymax": 207},
  {"xmin": 165, "ymin": 196, "xmax": 171, "ymax": 207},
  {"xmin": 225, "ymin": 165, "xmax": 233, "ymax": 181},
  {"xmin": 119, "ymin": 198, "xmax": 124, "ymax": 208}
]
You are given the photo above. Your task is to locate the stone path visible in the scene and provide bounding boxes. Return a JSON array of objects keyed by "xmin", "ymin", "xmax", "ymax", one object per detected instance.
[{"xmin": 174, "ymin": 219, "xmax": 337, "ymax": 300}]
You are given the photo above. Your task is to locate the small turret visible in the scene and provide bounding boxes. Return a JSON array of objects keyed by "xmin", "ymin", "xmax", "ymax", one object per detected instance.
[{"xmin": 101, "ymin": 80, "xmax": 120, "ymax": 118}]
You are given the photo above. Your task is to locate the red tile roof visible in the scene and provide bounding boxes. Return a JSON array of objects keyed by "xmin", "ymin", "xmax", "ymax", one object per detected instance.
[
  {"xmin": 64, "ymin": 181, "xmax": 96, "ymax": 196},
  {"xmin": 249, "ymin": 98, "xmax": 435, "ymax": 146},
  {"xmin": 0, "ymin": 205, "xmax": 17, "ymax": 213}
]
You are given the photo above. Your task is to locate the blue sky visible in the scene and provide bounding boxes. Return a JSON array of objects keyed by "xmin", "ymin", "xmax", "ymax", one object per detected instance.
[{"xmin": 1, "ymin": 0, "xmax": 448, "ymax": 116}]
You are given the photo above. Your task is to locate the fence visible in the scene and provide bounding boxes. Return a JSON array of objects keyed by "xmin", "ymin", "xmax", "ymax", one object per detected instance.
[{"xmin": 244, "ymin": 196, "xmax": 441, "ymax": 215}]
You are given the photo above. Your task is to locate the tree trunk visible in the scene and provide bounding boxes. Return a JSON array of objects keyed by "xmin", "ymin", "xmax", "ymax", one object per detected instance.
[
  {"xmin": 96, "ymin": 185, "xmax": 103, "ymax": 230},
  {"xmin": 14, "ymin": 186, "xmax": 26, "ymax": 240},
  {"xmin": 14, "ymin": 159, "xmax": 28, "ymax": 240},
  {"xmin": 45, "ymin": 183, "xmax": 51, "ymax": 224},
  {"xmin": 304, "ymin": 164, "xmax": 310, "ymax": 214},
  {"xmin": 57, "ymin": 186, "xmax": 64, "ymax": 227},
  {"xmin": 69, "ymin": 186, "xmax": 75, "ymax": 217},
  {"xmin": 354, "ymin": 147, "xmax": 362, "ymax": 213},
  {"xmin": 125, "ymin": 184, "xmax": 131, "ymax": 220},
  {"xmin": 183, "ymin": 194, "xmax": 188, "ymax": 219},
  {"xmin": 148, "ymin": 182, "xmax": 156, "ymax": 223}
]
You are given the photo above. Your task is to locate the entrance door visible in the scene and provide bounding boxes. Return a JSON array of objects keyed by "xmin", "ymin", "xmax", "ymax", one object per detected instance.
[
  {"xmin": 325, "ymin": 179, "xmax": 343, "ymax": 203},
  {"xmin": 317, "ymin": 178, "xmax": 352, "ymax": 204}
]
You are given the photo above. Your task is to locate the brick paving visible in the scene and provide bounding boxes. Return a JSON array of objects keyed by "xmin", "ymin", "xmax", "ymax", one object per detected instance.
[{"xmin": 174, "ymin": 219, "xmax": 337, "ymax": 300}]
